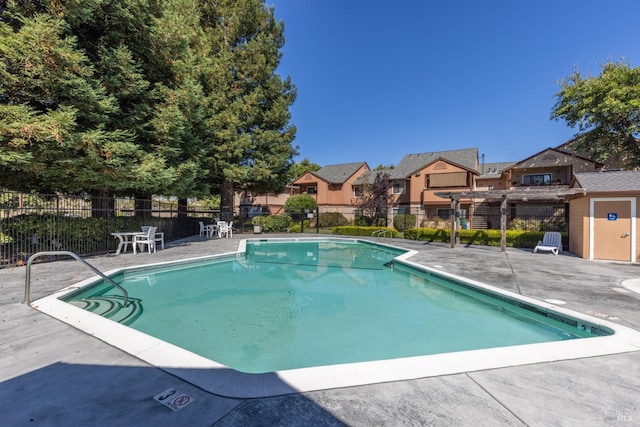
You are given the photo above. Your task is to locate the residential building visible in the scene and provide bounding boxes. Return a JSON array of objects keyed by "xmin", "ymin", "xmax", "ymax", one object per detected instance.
[
  {"xmin": 472, "ymin": 161, "xmax": 516, "ymax": 229},
  {"xmin": 235, "ymin": 137, "xmax": 632, "ymax": 235},
  {"xmin": 292, "ymin": 162, "xmax": 370, "ymax": 220},
  {"xmin": 354, "ymin": 148, "xmax": 480, "ymax": 226}
]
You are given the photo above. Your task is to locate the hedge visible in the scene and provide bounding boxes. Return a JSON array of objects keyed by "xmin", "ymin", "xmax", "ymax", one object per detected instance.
[
  {"xmin": 258, "ymin": 215, "xmax": 293, "ymax": 232},
  {"xmin": 332, "ymin": 226, "xmax": 399, "ymax": 238},
  {"xmin": 393, "ymin": 214, "xmax": 416, "ymax": 232},
  {"xmin": 403, "ymin": 227, "xmax": 567, "ymax": 249},
  {"xmin": 314, "ymin": 212, "xmax": 349, "ymax": 228}
]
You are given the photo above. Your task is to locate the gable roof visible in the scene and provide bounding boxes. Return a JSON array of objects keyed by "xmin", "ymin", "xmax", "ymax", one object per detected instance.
[
  {"xmin": 312, "ymin": 162, "xmax": 368, "ymax": 184},
  {"xmin": 556, "ymin": 135, "xmax": 628, "ymax": 170},
  {"xmin": 352, "ymin": 168, "xmax": 395, "ymax": 185},
  {"xmin": 505, "ymin": 147, "xmax": 596, "ymax": 170},
  {"xmin": 392, "ymin": 148, "xmax": 478, "ymax": 178},
  {"xmin": 572, "ymin": 170, "xmax": 640, "ymax": 192},
  {"xmin": 477, "ymin": 162, "xmax": 516, "ymax": 178}
]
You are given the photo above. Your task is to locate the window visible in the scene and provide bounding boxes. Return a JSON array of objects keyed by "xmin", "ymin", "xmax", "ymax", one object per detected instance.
[
  {"xmin": 392, "ymin": 207, "xmax": 408, "ymax": 215},
  {"xmin": 353, "ymin": 186, "xmax": 364, "ymax": 197},
  {"xmin": 306, "ymin": 186, "xmax": 317, "ymax": 194},
  {"xmin": 522, "ymin": 174, "xmax": 551, "ymax": 186},
  {"xmin": 437, "ymin": 208, "xmax": 467, "ymax": 220},
  {"xmin": 437, "ymin": 208, "xmax": 451, "ymax": 220},
  {"xmin": 392, "ymin": 180, "xmax": 406, "ymax": 194}
]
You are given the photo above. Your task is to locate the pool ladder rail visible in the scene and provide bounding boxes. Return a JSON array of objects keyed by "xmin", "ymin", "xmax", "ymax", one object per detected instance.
[
  {"xmin": 23, "ymin": 251, "xmax": 129, "ymax": 306},
  {"xmin": 372, "ymin": 229, "xmax": 392, "ymax": 239}
]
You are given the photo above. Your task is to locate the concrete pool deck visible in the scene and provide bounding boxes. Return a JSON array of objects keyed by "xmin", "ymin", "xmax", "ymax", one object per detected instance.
[{"xmin": 2, "ymin": 234, "xmax": 639, "ymax": 426}]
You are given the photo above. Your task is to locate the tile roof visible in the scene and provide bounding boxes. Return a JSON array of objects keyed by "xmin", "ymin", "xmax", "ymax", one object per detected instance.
[
  {"xmin": 313, "ymin": 162, "xmax": 368, "ymax": 184},
  {"xmin": 573, "ymin": 170, "xmax": 640, "ymax": 192},
  {"xmin": 391, "ymin": 148, "xmax": 478, "ymax": 178}
]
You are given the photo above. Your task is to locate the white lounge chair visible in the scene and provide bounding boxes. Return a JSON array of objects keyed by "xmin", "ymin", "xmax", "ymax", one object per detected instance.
[{"xmin": 533, "ymin": 231, "xmax": 562, "ymax": 255}]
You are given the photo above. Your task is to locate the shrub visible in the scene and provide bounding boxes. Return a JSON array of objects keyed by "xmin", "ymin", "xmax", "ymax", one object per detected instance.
[
  {"xmin": 352, "ymin": 216, "xmax": 372, "ymax": 226},
  {"xmin": 315, "ymin": 212, "xmax": 349, "ymax": 228},
  {"xmin": 403, "ymin": 227, "xmax": 567, "ymax": 249},
  {"xmin": 288, "ymin": 223, "xmax": 301, "ymax": 233},
  {"xmin": 332, "ymin": 226, "xmax": 398, "ymax": 238},
  {"xmin": 284, "ymin": 194, "xmax": 317, "ymax": 213},
  {"xmin": 393, "ymin": 214, "xmax": 416, "ymax": 232},
  {"xmin": 259, "ymin": 215, "xmax": 293, "ymax": 232}
]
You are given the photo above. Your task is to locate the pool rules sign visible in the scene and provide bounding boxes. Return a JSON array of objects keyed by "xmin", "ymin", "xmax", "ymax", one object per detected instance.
[{"xmin": 153, "ymin": 388, "xmax": 194, "ymax": 412}]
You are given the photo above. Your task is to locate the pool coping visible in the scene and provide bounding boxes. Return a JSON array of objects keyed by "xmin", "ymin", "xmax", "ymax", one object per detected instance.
[{"xmin": 31, "ymin": 237, "xmax": 640, "ymax": 398}]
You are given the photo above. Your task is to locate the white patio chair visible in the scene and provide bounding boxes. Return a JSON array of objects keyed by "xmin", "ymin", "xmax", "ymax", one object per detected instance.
[
  {"xmin": 141, "ymin": 226, "xmax": 164, "ymax": 250},
  {"xmin": 533, "ymin": 231, "xmax": 562, "ymax": 255},
  {"xmin": 133, "ymin": 226, "xmax": 157, "ymax": 254},
  {"xmin": 217, "ymin": 221, "xmax": 230, "ymax": 238}
]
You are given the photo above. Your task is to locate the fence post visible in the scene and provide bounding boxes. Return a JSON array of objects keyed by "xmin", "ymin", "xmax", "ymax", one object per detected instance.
[{"xmin": 500, "ymin": 195, "xmax": 507, "ymax": 251}]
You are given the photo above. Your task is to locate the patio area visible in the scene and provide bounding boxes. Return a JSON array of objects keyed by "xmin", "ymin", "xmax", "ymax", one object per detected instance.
[{"xmin": 1, "ymin": 234, "xmax": 639, "ymax": 426}]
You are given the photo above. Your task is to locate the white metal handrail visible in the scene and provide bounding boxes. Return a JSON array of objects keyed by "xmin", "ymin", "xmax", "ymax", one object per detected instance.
[
  {"xmin": 371, "ymin": 229, "xmax": 392, "ymax": 238},
  {"xmin": 24, "ymin": 251, "xmax": 128, "ymax": 306}
]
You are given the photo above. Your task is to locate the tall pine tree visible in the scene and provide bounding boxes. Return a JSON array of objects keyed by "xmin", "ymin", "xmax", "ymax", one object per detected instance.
[{"xmin": 0, "ymin": 0, "xmax": 297, "ymax": 206}]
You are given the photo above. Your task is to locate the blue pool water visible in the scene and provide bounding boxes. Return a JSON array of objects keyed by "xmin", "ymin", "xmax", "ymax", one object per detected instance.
[{"xmin": 63, "ymin": 239, "xmax": 608, "ymax": 373}]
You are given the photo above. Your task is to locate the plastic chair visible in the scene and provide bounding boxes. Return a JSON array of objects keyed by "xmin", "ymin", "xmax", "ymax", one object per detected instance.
[
  {"xmin": 533, "ymin": 231, "xmax": 562, "ymax": 255},
  {"xmin": 217, "ymin": 221, "xmax": 230, "ymax": 238},
  {"xmin": 141, "ymin": 226, "xmax": 164, "ymax": 250},
  {"xmin": 133, "ymin": 226, "xmax": 157, "ymax": 254}
]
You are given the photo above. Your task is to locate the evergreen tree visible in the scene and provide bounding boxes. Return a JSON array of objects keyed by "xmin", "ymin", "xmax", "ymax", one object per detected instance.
[
  {"xmin": 0, "ymin": 12, "xmax": 147, "ymax": 194},
  {"xmin": 0, "ymin": 0, "xmax": 298, "ymax": 203},
  {"xmin": 289, "ymin": 158, "xmax": 321, "ymax": 181},
  {"xmin": 198, "ymin": 0, "xmax": 297, "ymax": 210}
]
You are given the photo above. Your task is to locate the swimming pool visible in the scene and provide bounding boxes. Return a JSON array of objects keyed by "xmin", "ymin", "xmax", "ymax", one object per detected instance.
[{"xmin": 32, "ymin": 238, "xmax": 640, "ymax": 398}]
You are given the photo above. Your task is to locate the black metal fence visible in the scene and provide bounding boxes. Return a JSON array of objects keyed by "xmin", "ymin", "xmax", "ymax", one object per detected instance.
[
  {"xmin": 0, "ymin": 191, "xmax": 219, "ymax": 268},
  {"xmin": 312, "ymin": 203, "xmax": 568, "ymax": 234},
  {"xmin": 470, "ymin": 203, "xmax": 568, "ymax": 232}
]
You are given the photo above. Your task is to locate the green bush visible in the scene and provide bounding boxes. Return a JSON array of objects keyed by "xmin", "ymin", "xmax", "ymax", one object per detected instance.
[
  {"xmin": 332, "ymin": 226, "xmax": 398, "ymax": 238},
  {"xmin": 283, "ymin": 194, "xmax": 317, "ymax": 212},
  {"xmin": 288, "ymin": 223, "xmax": 301, "ymax": 233},
  {"xmin": 403, "ymin": 227, "xmax": 567, "ymax": 249},
  {"xmin": 393, "ymin": 214, "xmax": 416, "ymax": 232},
  {"xmin": 0, "ymin": 213, "xmax": 185, "ymax": 256},
  {"xmin": 315, "ymin": 212, "xmax": 349, "ymax": 227},
  {"xmin": 259, "ymin": 215, "xmax": 293, "ymax": 232},
  {"xmin": 509, "ymin": 217, "xmax": 568, "ymax": 233},
  {"xmin": 352, "ymin": 216, "xmax": 372, "ymax": 226}
]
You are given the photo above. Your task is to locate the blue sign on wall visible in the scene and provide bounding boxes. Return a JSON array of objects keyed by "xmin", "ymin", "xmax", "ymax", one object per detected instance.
[{"xmin": 608, "ymin": 213, "xmax": 618, "ymax": 221}]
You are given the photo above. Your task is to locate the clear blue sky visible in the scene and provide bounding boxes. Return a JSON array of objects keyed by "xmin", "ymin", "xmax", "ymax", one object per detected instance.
[{"xmin": 268, "ymin": 0, "xmax": 640, "ymax": 168}]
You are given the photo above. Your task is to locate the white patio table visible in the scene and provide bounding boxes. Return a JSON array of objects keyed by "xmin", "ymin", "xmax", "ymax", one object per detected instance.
[{"xmin": 111, "ymin": 231, "xmax": 146, "ymax": 255}]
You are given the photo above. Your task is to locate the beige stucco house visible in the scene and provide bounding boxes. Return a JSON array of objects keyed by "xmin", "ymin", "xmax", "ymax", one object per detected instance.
[{"xmin": 292, "ymin": 162, "xmax": 370, "ymax": 219}]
